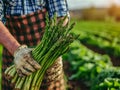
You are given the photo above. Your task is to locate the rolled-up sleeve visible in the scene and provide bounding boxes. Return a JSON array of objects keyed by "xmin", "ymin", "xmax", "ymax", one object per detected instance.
[
  {"xmin": 47, "ymin": 0, "xmax": 70, "ymax": 18},
  {"xmin": 0, "ymin": 0, "xmax": 4, "ymax": 22}
]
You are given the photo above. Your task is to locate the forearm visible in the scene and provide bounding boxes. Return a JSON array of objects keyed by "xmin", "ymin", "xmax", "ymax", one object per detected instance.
[{"xmin": 0, "ymin": 21, "xmax": 20, "ymax": 55}]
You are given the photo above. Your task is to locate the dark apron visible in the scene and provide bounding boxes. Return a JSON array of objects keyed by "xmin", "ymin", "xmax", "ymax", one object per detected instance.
[{"xmin": 2, "ymin": 9, "xmax": 65, "ymax": 90}]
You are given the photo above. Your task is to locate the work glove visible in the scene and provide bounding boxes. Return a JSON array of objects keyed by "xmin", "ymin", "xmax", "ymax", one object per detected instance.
[{"xmin": 13, "ymin": 45, "xmax": 41, "ymax": 77}]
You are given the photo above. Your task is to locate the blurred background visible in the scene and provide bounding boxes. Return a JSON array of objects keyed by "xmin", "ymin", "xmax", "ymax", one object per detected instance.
[
  {"xmin": 62, "ymin": 0, "xmax": 120, "ymax": 90},
  {"xmin": 68, "ymin": 0, "xmax": 120, "ymax": 21}
]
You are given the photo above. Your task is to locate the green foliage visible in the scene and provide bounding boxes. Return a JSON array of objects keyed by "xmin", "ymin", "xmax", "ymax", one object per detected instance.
[
  {"xmin": 72, "ymin": 20, "xmax": 120, "ymax": 58},
  {"xmin": 63, "ymin": 41, "xmax": 112, "ymax": 86},
  {"xmin": 74, "ymin": 20, "xmax": 120, "ymax": 89},
  {"xmin": 91, "ymin": 68, "xmax": 120, "ymax": 90},
  {"xmin": 63, "ymin": 41, "xmax": 120, "ymax": 89}
]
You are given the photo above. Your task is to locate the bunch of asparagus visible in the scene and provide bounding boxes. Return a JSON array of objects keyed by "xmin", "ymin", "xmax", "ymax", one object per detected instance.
[{"xmin": 5, "ymin": 16, "xmax": 77, "ymax": 90}]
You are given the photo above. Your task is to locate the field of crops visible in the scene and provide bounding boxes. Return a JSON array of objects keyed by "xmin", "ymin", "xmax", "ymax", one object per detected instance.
[
  {"xmin": 63, "ymin": 20, "xmax": 120, "ymax": 90},
  {"xmin": 1, "ymin": 20, "xmax": 120, "ymax": 90},
  {"xmin": 63, "ymin": 41, "xmax": 120, "ymax": 90},
  {"xmin": 72, "ymin": 21, "xmax": 120, "ymax": 65}
]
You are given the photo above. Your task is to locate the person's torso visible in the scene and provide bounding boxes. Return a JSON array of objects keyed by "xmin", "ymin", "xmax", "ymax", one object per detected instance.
[{"xmin": 3, "ymin": 0, "xmax": 46, "ymax": 16}]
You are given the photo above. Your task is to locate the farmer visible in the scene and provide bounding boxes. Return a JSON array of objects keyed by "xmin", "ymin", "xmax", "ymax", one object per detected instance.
[{"xmin": 0, "ymin": 0, "xmax": 69, "ymax": 90}]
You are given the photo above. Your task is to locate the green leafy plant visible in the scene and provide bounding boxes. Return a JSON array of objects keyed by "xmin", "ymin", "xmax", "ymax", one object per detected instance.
[
  {"xmin": 63, "ymin": 41, "xmax": 112, "ymax": 86},
  {"xmin": 91, "ymin": 68, "xmax": 120, "ymax": 90}
]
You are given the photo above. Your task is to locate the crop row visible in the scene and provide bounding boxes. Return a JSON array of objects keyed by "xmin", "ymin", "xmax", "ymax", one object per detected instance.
[
  {"xmin": 72, "ymin": 21, "xmax": 120, "ymax": 61},
  {"xmin": 63, "ymin": 41, "xmax": 120, "ymax": 90}
]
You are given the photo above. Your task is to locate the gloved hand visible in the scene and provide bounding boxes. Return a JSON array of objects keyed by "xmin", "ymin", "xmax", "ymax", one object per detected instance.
[{"xmin": 13, "ymin": 45, "xmax": 41, "ymax": 77}]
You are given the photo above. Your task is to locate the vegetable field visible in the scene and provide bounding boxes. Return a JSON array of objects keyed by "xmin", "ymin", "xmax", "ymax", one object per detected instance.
[
  {"xmin": 1, "ymin": 20, "xmax": 120, "ymax": 90},
  {"xmin": 63, "ymin": 20, "xmax": 120, "ymax": 90},
  {"xmin": 72, "ymin": 21, "xmax": 120, "ymax": 66}
]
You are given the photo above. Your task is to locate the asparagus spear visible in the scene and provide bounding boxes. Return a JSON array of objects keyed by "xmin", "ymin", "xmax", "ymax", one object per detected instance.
[{"xmin": 4, "ymin": 15, "xmax": 77, "ymax": 90}]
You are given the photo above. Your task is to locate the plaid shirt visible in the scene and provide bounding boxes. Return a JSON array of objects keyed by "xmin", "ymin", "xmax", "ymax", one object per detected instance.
[{"xmin": 0, "ymin": 0, "xmax": 69, "ymax": 23}]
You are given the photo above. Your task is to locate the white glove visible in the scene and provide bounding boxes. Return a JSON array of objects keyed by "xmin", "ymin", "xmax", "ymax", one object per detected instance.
[{"xmin": 14, "ymin": 45, "xmax": 41, "ymax": 77}]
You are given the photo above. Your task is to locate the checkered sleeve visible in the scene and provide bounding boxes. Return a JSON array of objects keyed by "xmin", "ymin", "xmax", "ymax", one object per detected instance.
[
  {"xmin": 0, "ymin": 0, "xmax": 4, "ymax": 21},
  {"xmin": 47, "ymin": 0, "xmax": 70, "ymax": 18}
]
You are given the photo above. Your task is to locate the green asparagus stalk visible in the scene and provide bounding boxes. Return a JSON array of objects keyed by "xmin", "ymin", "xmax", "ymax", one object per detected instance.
[{"xmin": 4, "ymin": 15, "xmax": 78, "ymax": 90}]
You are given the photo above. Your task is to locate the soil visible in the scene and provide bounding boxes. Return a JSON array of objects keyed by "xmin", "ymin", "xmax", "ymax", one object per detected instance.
[
  {"xmin": 81, "ymin": 43, "xmax": 120, "ymax": 66},
  {"xmin": 63, "ymin": 61, "xmax": 89, "ymax": 90}
]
